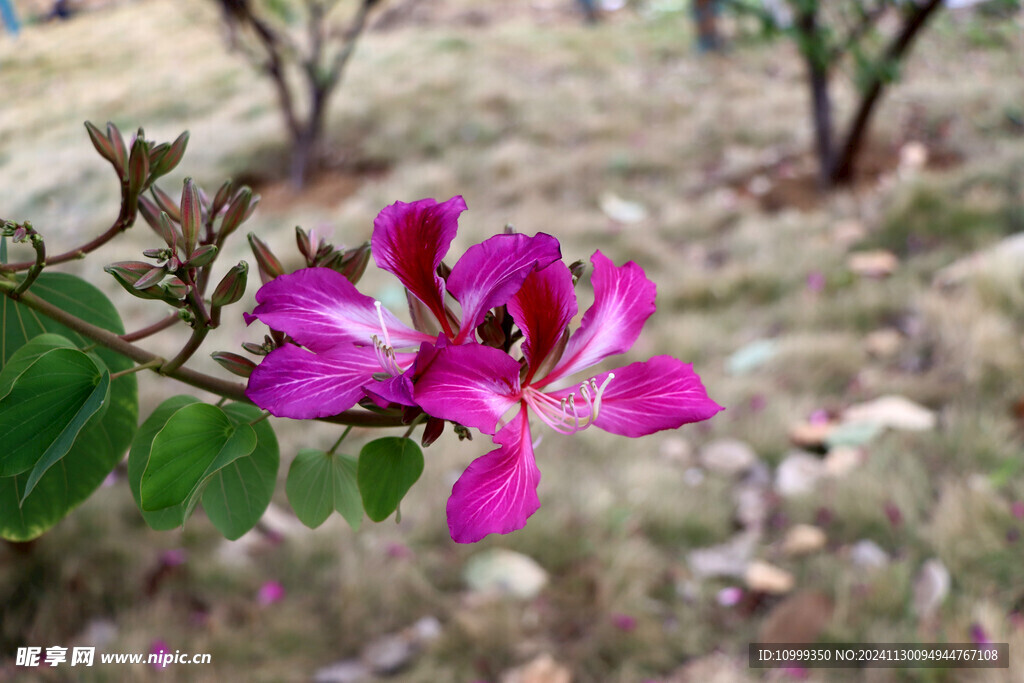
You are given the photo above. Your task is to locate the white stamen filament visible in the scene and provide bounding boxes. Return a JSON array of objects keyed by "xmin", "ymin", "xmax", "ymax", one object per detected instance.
[
  {"xmin": 369, "ymin": 301, "xmax": 405, "ymax": 377},
  {"xmin": 373, "ymin": 301, "xmax": 393, "ymax": 349},
  {"xmin": 371, "ymin": 334, "xmax": 403, "ymax": 377},
  {"xmin": 525, "ymin": 373, "xmax": 614, "ymax": 435}
]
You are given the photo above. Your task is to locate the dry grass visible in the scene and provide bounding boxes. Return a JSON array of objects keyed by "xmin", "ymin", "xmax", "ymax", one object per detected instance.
[{"xmin": 2, "ymin": 1, "xmax": 1024, "ymax": 681}]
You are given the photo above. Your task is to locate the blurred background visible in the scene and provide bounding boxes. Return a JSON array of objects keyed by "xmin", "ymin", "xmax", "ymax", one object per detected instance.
[{"xmin": 1, "ymin": 0, "xmax": 1024, "ymax": 680}]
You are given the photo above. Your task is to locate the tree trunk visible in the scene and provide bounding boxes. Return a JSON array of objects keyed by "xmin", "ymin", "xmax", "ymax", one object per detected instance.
[
  {"xmin": 693, "ymin": 0, "xmax": 721, "ymax": 52},
  {"xmin": 830, "ymin": 0, "xmax": 943, "ymax": 185},
  {"xmin": 807, "ymin": 56, "xmax": 835, "ymax": 189},
  {"xmin": 288, "ymin": 80, "xmax": 331, "ymax": 189},
  {"xmin": 795, "ymin": 6, "xmax": 834, "ymax": 188},
  {"xmin": 577, "ymin": 0, "xmax": 598, "ymax": 23}
]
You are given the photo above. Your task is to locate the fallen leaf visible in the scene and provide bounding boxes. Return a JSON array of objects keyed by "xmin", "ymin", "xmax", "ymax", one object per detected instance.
[
  {"xmin": 842, "ymin": 395, "xmax": 937, "ymax": 431},
  {"xmin": 848, "ymin": 250, "xmax": 899, "ymax": 278},
  {"xmin": 464, "ymin": 549, "xmax": 548, "ymax": 600},
  {"xmin": 599, "ymin": 192, "xmax": 648, "ymax": 223},
  {"xmin": 781, "ymin": 524, "xmax": 827, "ymax": 556},
  {"xmin": 726, "ymin": 339, "xmax": 778, "ymax": 375},
  {"xmin": 758, "ymin": 590, "xmax": 834, "ymax": 643},
  {"xmin": 745, "ymin": 560, "xmax": 795, "ymax": 595}
]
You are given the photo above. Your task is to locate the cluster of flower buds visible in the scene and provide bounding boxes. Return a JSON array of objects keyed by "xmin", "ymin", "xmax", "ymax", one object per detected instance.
[
  {"xmin": 295, "ymin": 226, "xmax": 371, "ymax": 284},
  {"xmin": 85, "ymin": 123, "xmax": 189, "ymax": 213},
  {"xmin": 102, "ymin": 150, "xmax": 258, "ymax": 334}
]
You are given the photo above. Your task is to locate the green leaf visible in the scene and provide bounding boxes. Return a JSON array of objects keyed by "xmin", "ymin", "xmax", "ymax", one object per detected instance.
[
  {"xmin": 22, "ymin": 360, "xmax": 110, "ymax": 502},
  {"xmin": 140, "ymin": 403, "xmax": 257, "ymax": 513},
  {"xmin": 0, "ymin": 343, "xmax": 108, "ymax": 484},
  {"xmin": 0, "ymin": 332, "xmax": 78, "ymax": 399},
  {"xmin": 201, "ymin": 402, "xmax": 279, "ymax": 540},
  {"xmin": 128, "ymin": 395, "xmax": 200, "ymax": 530},
  {"xmin": 357, "ymin": 437, "xmax": 424, "ymax": 523},
  {"xmin": 287, "ymin": 448, "xmax": 362, "ymax": 530},
  {"xmin": 0, "ymin": 274, "xmax": 138, "ymax": 541}
]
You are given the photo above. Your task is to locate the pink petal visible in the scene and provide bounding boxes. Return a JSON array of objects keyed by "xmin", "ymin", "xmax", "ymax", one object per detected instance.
[
  {"xmin": 248, "ymin": 268, "xmax": 431, "ymax": 352},
  {"xmin": 413, "ymin": 343, "xmax": 521, "ymax": 435},
  {"xmin": 446, "ymin": 407, "xmax": 541, "ymax": 543},
  {"xmin": 448, "ymin": 232, "xmax": 562, "ymax": 343},
  {"xmin": 548, "ymin": 356, "xmax": 722, "ymax": 437},
  {"xmin": 257, "ymin": 580, "xmax": 286, "ymax": 606},
  {"xmin": 371, "ymin": 196, "xmax": 467, "ymax": 336},
  {"xmin": 507, "ymin": 260, "xmax": 577, "ymax": 382},
  {"xmin": 246, "ymin": 343, "xmax": 414, "ymax": 419},
  {"xmin": 537, "ymin": 251, "xmax": 656, "ymax": 387},
  {"xmin": 363, "ymin": 373, "xmax": 414, "ymax": 408}
]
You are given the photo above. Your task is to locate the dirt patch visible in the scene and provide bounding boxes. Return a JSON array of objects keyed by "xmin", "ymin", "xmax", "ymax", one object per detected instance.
[
  {"xmin": 726, "ymin": 141, "xmax": 964, "ymax": 213},
  {"xmin": 237, "ymin": 157, "xmax": 390, "ymax": 213}
]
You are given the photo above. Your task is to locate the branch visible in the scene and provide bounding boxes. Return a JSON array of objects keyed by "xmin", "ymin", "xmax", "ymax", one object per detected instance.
[
  {"xmin": 0, "ymin": 177, "xmax": 136, "ymax": 273},
  {"xmin": 233, "ymin": 3, "xmax": 303, "ymax": 142},
  {"xmin": 831, "ymin": 0, "xmax": 943, "ymax": 183},
  {"xmin": 323, "ymin": 0, "xmax": 376, "ymax": 96},
  {"xmin": 120, "ymin": 312, "xmax": 180, "ymax": 342},
  {"xmin": 829, "ymin": 2, "xmax": 889, "ymax": 63},
  {"xmin": 0, "ymin": 278, "xmax": 405, "ymax": 427}
]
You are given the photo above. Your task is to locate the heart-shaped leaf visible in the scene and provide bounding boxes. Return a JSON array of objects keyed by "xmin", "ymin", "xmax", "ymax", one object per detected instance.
[
  {"xmin": 140, "ymin": 403, "xmax": 257, "ymax": 513},
  {"xmin": 287, "ymin": 448, "xmax": 362, "ymax": 530},
  {"xmin": 0, "ymin": 274, "xmax": 137, "ymax": 541},
  {"xmin": 357, "ymin": 437, "xmax": 424, "ymax": 523},
  {"xmin": 201, "ymin": 402, "xmax": 279, "ymax": 540},
  {"xmin": 128, "ymin": 395, "xmax": 200, "ymax": 530}
]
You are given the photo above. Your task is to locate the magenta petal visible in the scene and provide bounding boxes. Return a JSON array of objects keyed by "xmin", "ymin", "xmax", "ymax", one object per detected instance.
[
  {"xmin": 248, "ymin": 268, "xmax": 431, "ymax": 352},
  {"xmin": 446, "ymin": 407, "xmax": 540, "ymax": 543},
  {"xmin": 246, "ymin": 343, "xmax": 414, "ymax": 419},
  {"xmin": 448, "ymin": 232, "xmax": 562, "ymax": 343},
  {"xmin": 537, "ymin": 251, "xmax": 656, "ymax": 387},
  {"xmin": 371, "ymin": 196, "xmax": 467, "ymax": 333},
  {"xmin": 549, "ymin": 355, "xmax": 723, "ymax": 437},
  {"xmin": 508, "ymin": 260, "xmax": 577, "ymax": 380},
  {"xmin": 413, "ymin": 343, "xmax": 521, "ymax": 435},
  {"xmin": 363, "ymin": 373, "xmax": 415, "ymax": 408}
]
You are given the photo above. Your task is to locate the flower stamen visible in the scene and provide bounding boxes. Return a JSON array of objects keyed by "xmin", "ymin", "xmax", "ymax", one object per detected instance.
[{"xmin": 524, "ymin": 372, "xmax": 614, "ymax": 435}]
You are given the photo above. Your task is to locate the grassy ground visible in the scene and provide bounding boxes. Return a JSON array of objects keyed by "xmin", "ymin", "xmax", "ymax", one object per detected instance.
[{"xmin": 2, "ymin": 1, "xmax": 1024, "ymax": 681}]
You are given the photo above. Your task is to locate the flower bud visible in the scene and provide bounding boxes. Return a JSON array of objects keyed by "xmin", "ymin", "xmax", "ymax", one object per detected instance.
[
  {"xmin": 211, "ymin": 261, "xmax": 248, "ymax": 307},
  {"xmin": 477, "ymin": 311, "xmax": 505, "ymax": 348},
  {"xmin": 151, "ymin": 185, "xmax": 182, "ymax": 224},
  {"xmin": 180, "ymin": 178, "xmax": 202, "ymax": 256},
  {"xmin": 133, "ymin": 265, "xmax": 168, "ymax": 290},
  {"xmin": 150, "ymin": 131, "xmax": 189, "ymax": 180},
  {"xmin": 211, "ymin": 351, "xmax": 256, "ymax": 378},
  {"xmin": 106, "ymin": 122, "xmax": 128, "ymax": 179},
  {"xmin": 337, "ymin": 241, "xmax": 371, "ymax": 284},
  {"xmin": 158, "ymin": 211, "xmax": 180, "ymax": 252},
  {"xmin": 128, "ymin": 135, "xmax": 150, "ymax": 199},
  {"xmin": 84, "ymin": 121, "xmax": 117, "ymax": 168},
  {"xmin": 161, "ymin": 276, "xmax": 188, "ymax": 300},
  {"xmin": 242, "ymin": 340, "xmax": 271, "ymax": 356},
  {"xmin": 105, "ymin": 262, "xmax": 170, "ymax": 301},
  {"xmin": 296, "ymin": 226, "xmax": 313, "ymax": 262},
  {"xmin": 185, "ymin": 244, "xmax": 218, "ymax": 269},
  {"xmin": 12, "ymin": 226, "xmax": 27, "ymax": 242},
  {"xmin": 138, "ymin": 196, "xmax": 167, "ymax": 243},
  {"xmin": 568, "ymin": 259, "xmax": 586, "ymax": 285},
  {"xmin": 421, "ymin": 417, "xmax": 445, "ymax": 447},
  {"xmin": 147, "ymin": 142, "xmax": 169, "ymax": 168},
  {"xmin": 211, "ymin": 179, "xmax": 234, "ymax": 218},
  {"xmin": 248, "ymin": 233, "xmax": 284, "ymax": 283},
  {"xmin": 219, "ymin": 188, "xmax": 252, "ymax": 241},
  {"xmin": 143, "ymin": 248, "xmax": 168, "ymax": 260}
]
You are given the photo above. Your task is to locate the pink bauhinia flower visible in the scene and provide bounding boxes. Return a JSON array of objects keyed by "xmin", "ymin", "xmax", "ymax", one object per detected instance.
[
  {"xmin": 244, "ymin": 196, "xmax": 561, "ymax": 418},
  {"xmin": 413, "ymin": 252, "xmax": 723, "ymax": 542}
]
